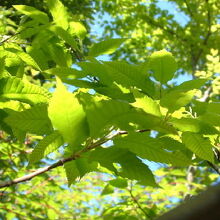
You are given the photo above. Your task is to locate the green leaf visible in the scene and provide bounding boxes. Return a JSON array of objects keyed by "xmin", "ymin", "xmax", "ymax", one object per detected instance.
[
  {"xmin": 207, "ymin": 102, "xmax": 220, "ymax": 115},
  {"xmin": 79, "ymin": 95, "xmax": 159, "ymax": 138},
  {"xmin": 170, "ymin": 117, "xmax": 219, "ymax": 134},
  {"xmin": 109, "ymin": 178, "xmax": 128, "ymax": 188},
  {"xmin": 64, "ymin": 158, "xmax": 97, "ymax": 186},
  {"xmin": 13, "ymin": 5, "xmax": 49, "ymax": 24},
  {"xmin": 27, "ymin": 47, "xmax": 49, "ymax": 70},
  {"xmin": 148, "ymin": 50, "xmax": 177, "ymax": 84},
  {"xmin": 47, "ymin": 43, "xmax": 69, "ymax": 67},
  {"xmin": 182, "ymin": 132, "xmax": 214, "ymax": 163},
  {"xmin": 79, "ymin": 96, "xmax": 131, "ymax": 137},
  {"xmin": 0, "ymin": 77, "xmax": 51, "ymax": 105},
  {"xmin": 95, "ymin": 85, "xmax": 135, "ymax": 102},
  {"xmin": 159, "ymin": 136, "xmax": 189, "ymax": 151},
  {"xmin": 5, "ymin": 48, "xmax": 41, "ymax": 71},
  {"xmin": 89, "ymin": 147, "xmax": 157, "ymax": 187},
  {"xmin": 174, "ymin": 79, "xmax": 207, "ymax": 91},
  {"xmin": 104, "ymin": 61, "xmax": 155, "ymax": 96},
  {"xmin": 50, "ymin": 26, "xmax": 78, "ymax": 49},
  {"xmin": 114, "ymin": 133, "xmax": 191, "ymax": 166},
  {"xmin": 78, "ymin": 62, "xmax": 113, "ymax": 85},
  {"xmin": 160, "ymin": 89, "xmax": 196, "ymax": 112},
  {"xmin": 199, "ymin": 113, "xmax": 220, "ymax": 127},
  {"xmin": 132, "ymin": 90, "xmax": 162, "ymax": 117},
  {"xmin": 101, "ymin": 184, "xmax": 114, "ymax": 196},
  {"xmin": 48, "ymin": 78, "xmax": 89, "ymax": 148},
  {"xmin": 46, "ymin": 0, "xmax": 69, "ymax": 30},
  {"xmin": 29, "ymin": 131, "xmax": 63, "ymax": 164},
  {"xmin": 45, "ymin": 67, "xmax": 87, "ymax": 79},
  {"xmin": 69, "ymin": 21, "xmax": 87, "ymax": 39},
  {"xmin": 0, "ymin": 56, "xmax": 6, "ymax": 77},
  {"xmin": 89, "ymin": 38, "xmax": 126, "ymax": 57},
  {"xmin": 5, "ymin": 104, "xmax": 53, "ymax": 135},
  {"xmin": 0, "ymin": 109, "xmax": 12, "ymax": 134}
]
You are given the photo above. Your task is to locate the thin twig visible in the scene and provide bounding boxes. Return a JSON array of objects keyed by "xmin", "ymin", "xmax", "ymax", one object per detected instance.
[{"xmin": 128, "ymin": 181, "xmax": 151, "ymax": 219}]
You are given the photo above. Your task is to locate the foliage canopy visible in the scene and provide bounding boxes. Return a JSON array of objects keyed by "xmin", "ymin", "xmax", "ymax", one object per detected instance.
[{"xmin": 0, "ymin": 0, "xmax": 219, "ymax": 219}]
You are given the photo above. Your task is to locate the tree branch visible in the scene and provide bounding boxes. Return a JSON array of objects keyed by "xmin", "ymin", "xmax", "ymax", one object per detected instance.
[
  {"xmin": 0, "ymin": 136, "xmax": 106, "ymax": 189},
  {"xmin": 0, "ymin": 129, "xmax": 150, "ymax": 189}
]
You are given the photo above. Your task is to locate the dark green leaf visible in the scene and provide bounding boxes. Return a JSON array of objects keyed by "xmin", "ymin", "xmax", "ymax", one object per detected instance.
[
  {"xmin": 90, "ymin": 147, "xmax": 157, "ymax": 186},
  {"xmin": 29, "ymin": 130, "xmax": 63, "ymax": 164}
]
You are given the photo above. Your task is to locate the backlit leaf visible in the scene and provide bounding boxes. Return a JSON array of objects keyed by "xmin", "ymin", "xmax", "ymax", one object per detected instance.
[
  {"xmin": 89, "ymin": 38, "xmax": 126, "ymax": 57},
  {"xmin": 148, "ymin": 50, "xmax": 177, "ymax": 84},
  {"xmin": 64, "ymin": 158, "xmax": 97, "ymax": 186},
  {"xmin": 160, "ymin": 89, "xmax": 196, "ymax": 113},
  {"xmin": 48, "ymin": 78, "xmax": 89, "ymax": 148},
  {"xmin": 182, "ymin": 132, "xmax": 214, "ymax": 163},
  {"xmin": 46, "ymin": 0, "xmax": 69, "ymax": 30},
  {"xmin": 0, "ymin": 77, "xmax": 51, "ymax": 105}
]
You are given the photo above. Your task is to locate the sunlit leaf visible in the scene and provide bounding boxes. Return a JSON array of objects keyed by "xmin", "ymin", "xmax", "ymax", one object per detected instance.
[
  {"xmin": 13, "ymin": 5, "xmax": 49, "ymax": 24},
  {"xmin": 46, "ymin": 0, "xmax": 69, "ymax": 29},
  {"xmin": 0, "ymin": 77, "xmax": 51, "ymax": 105},
  {"xmin": 89, "ymin": 38, "xmax": 126, "ymax": 57},
  {"xmin": 148, "ymin": 50, "xmax": 177, "ymax": 84},
  {"xmin": 182, "ymin": 132, "xmax": 214, "ymax": 163},
  {"xmin": 48, "ymin": 78, "xmax": 89, "ymax": 148}
]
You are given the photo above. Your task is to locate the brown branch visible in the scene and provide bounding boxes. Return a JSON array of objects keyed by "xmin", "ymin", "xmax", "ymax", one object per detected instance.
[
  {"xmin": 0, "ymin": 137, "xmax": 103, "ymax": 189},
  {"xmin": 0, "ymin": 129, "xmax": 150, "ymax": 189}
]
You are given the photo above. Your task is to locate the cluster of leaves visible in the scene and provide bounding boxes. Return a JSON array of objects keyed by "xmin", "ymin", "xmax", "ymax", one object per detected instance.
[
  {"xmin": 98, "ymin": 0, "xmax": 220, "ymax": 74},
  {"xmin": 0, "ymin": 0, "xmax": 219, "ymax": 219}
]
